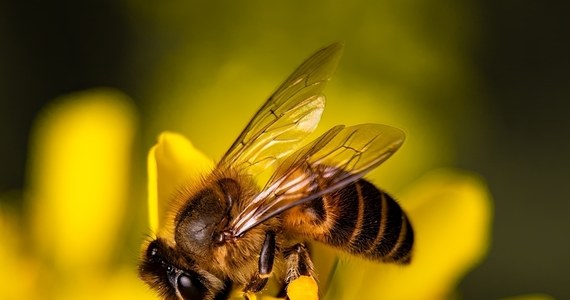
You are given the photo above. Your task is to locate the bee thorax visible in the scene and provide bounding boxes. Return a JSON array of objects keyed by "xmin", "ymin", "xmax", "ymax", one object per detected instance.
[{"xmin": 175, "ymin": 188, "xmax": 228, "ymax": 258}]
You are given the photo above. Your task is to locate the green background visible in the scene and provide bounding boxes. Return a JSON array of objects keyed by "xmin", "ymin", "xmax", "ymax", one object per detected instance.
[{"xmin": 1, "ymin": 1, "xmax": 568, "ymax": 298}]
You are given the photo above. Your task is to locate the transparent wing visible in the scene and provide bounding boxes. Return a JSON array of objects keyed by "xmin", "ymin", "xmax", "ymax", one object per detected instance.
[
  {"xmin": 229, "ymin": 124, "xmax": 406, "ymax": 237},
  {"xmin": 218, "ymin": 43, "xmax": 343, "ymax": 174}
]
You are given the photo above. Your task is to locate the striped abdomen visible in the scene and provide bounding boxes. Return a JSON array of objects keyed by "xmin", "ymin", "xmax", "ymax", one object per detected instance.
[{"xmin": 283, "ymin": 179, "xmax": 413, "ymax": 264}]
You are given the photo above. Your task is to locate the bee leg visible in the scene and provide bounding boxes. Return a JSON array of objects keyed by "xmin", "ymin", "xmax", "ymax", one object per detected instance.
[
  {"xmin": 284, "ymin": 243, "xmax": 315, "ymax": 284},
  {"xmin": 243, "ymin": 231, "xmax": 276, "ymax": 293}
]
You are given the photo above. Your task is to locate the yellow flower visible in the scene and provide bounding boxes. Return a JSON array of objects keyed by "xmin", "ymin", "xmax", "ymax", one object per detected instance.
[
  {"xmin": 0, "ymin": 89, "xmax": 553, "ymax": 300},
  {"xmin": 0, "ymin": 89, "xmax": 156, "ymax": 300},
  {"xmin": 147, "ymin": 131, "xmax": 492, "ymax": 300}
]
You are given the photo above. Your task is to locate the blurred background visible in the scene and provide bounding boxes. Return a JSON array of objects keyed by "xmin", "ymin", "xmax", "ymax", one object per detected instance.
[{"xmin": 0, "ymin": 0, "xmax": 568, "ymax": 299}]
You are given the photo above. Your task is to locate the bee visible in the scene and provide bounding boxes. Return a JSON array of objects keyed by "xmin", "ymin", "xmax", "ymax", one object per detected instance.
[{"xmin": 139, "ymin": 43, "xmax": 414, "ymax": 300}]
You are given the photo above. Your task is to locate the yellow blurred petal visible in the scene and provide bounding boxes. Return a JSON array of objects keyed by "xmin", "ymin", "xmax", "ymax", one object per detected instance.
[
  {"xmin": 287, "ymin": 276, "xmax": 319, "ymax": 300},
  {"xmin": 100, "ymin": 267, "xmax": 158, "ymax": 300},
  {"xmin": 324, "ymin": 169, "xmax": 492, "ymax": 300},
  {"xmin": 27, "ymin": 88, "xmax": 136, "ymax": 271},
  {"xmin": 148, "ymin": 132, "xmax": 213, "ymax": 232},
  {"xmin": 50, "ymin": 267, "xmax": 157, "ymax": 300},
  {"xmin": 0, "ymin": 208, "xmax": 38, "ymax": 299},
  {"xmin": 147, "ymin": 145, "xmax": 159, "ymax": 234}
]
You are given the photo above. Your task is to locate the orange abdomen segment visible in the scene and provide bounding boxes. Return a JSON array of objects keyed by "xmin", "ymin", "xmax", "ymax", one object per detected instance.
[{"xmin": 283, "ymin": 179, "xmax": 413, "ymax": 264}]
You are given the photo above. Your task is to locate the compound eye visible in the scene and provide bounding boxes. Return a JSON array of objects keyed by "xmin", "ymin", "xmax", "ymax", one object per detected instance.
[{"xmin": 177, "ymin": 273, "xmax": 206, "ymax": 299}]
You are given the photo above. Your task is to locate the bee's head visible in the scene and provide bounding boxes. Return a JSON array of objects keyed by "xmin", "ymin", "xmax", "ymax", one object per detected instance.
[{"xmin": 139, "ymin": 238, "xmax": 229, "ymax": 300}]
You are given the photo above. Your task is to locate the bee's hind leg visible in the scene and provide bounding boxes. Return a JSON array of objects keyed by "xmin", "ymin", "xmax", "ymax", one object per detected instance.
[
  {"xmin": 284, "ymin": 243, "xmax": 315, "ymax": 284},
  {"xmin": 274, "ymin": 243, "xmax": 316, "ymax": 298},
  {"xmin": 243, "ymin": 231, "xmax": 276, "ymax": 294}
]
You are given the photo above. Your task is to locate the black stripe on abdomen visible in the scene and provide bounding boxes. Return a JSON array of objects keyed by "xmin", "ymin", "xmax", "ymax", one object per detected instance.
[
  {"xmin": 320, "ymin": 184, "xmax": 359, "ymax": 246},
  {"xmin": 387, "ymin": 215, "xmax": 414, "ymax": 263},
  {"xmin": 350, "ymin": 180, "xmax": 413, "ymax": 264},
  {"xmin": 372, "ymin": 192, "xmax": 404, "ymax": 258},
  {"xmin": 348, "ymin": 180, "xmax": 382, "ymax": 253},
  {"xmin": 294, "ymin": 179, "xmax": 413, "ymax": 264}
]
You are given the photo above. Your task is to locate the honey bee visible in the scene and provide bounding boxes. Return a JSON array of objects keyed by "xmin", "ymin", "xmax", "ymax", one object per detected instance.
[{"xmin": 139, "ymin": 43, "xmax": 414, "ymax": 300}]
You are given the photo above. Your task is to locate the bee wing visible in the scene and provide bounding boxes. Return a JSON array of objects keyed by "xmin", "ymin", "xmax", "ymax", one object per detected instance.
[
  {"xmin": 229, "ymin": 124, "xmax": 406, "ymax": 237},
  {"xmin": 218, "ymin": 43, "xmax": 343, "ymax": 175}
]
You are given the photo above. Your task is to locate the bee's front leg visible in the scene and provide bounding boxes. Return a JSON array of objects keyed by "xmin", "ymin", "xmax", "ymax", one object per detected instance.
[{"xmin": 243, "ymin": 231, "xmax": 276, "ymax": 294}]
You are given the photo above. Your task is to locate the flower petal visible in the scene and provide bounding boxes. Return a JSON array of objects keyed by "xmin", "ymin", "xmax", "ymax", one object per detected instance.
[
  {"xmin": 0, "ymin": 208, "xmax": 38, "ymax": 300},
  {"xmin": 324, "ymin": 169, "xmax": 492, "ymax": 300},
  {"xmin": 27, "ymin": 89, "xmax": 136, "ymax": 271},
  {"xmin": 148, "ymin": 132, "xmax": 213, "ymax": 233}
]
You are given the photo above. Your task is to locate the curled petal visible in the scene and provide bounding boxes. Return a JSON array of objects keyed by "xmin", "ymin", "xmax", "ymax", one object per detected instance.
[{"xmin": 147, "ymin": 132, "xmax": 214, "ymax": 233}]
